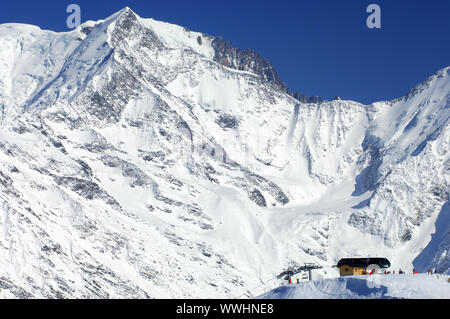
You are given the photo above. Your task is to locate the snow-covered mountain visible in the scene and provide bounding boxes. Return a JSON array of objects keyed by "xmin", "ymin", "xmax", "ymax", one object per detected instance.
[{"xmin": 0, "ymin": 7, "xmax": 448, "ymax": 298}]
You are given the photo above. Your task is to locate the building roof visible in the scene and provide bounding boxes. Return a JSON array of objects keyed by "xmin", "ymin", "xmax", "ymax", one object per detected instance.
[{"xmin": 337, "ymin": 258, "xmax": 391, "ymax": 268}]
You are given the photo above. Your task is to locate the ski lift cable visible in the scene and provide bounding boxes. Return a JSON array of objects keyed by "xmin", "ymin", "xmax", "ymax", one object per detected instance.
[
  {"xmin": 232, "ymin": 276, "xmax": 279, "ymax": 299},
  {"xmin": 232, "ymin": 263, "xmax": 337, "ymax": 299},
  {"xmin": 232, "ymin": 276, "xmax": 278, "ymax": 299}
]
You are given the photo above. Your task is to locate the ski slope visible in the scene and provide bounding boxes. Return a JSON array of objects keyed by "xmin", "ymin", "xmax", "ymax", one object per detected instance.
[{"xmin": 259, "ymin": 274, "xmax": 450, "ymax": 299}]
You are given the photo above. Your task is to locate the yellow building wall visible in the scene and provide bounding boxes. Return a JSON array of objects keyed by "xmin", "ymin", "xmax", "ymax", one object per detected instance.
[
  {"xmin": 339, "ymin": 266, "xmax": 353, "ymax": 276},
  {"xmin": 339, "ymin": 266, "xmax": 367, "ymax": 276},
  {"xmin": 353, "ymin": 267, "xmax": 366, "ymax": 275}
]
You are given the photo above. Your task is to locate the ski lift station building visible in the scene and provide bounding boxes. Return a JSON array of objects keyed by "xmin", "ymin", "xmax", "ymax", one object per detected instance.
[{"xmin": 337, "ymin": 258, "xmax": 391, "ymax": 276}]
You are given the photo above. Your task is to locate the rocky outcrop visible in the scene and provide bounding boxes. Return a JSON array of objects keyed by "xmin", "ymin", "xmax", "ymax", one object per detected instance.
[{"xmin": 211, "ymin": 37, "xmax": 324, "ymax": 103}]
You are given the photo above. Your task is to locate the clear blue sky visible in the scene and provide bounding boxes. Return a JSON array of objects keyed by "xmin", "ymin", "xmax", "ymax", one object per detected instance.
[{"xmin": 1, "ymin": 0, "xmax": 449, "ymax": 104}]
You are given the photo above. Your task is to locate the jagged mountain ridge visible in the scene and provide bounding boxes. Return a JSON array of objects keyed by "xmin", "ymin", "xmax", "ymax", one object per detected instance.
[
  {"xmin": 136, "ymin": 11, "xmax": 323, "ymax": 103},
  {"xmin": 209, "ymin": 36, "xmax": 323, "ymax": 103},
  {"xmin": 0, "ymin": 7, "xmax": 448, "ymax": 298}
]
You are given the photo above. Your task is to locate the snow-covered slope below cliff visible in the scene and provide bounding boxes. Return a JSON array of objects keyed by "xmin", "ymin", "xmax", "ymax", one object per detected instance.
[{"xmin": 0, "ymin": 7, "xmax": 448, "ymax": 298}]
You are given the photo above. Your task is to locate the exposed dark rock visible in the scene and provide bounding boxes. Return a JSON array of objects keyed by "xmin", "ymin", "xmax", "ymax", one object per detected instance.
[
  {"xmin": 54, "ymin": 176, "xmax": 120, "ymax": 208},
  {"xmin": 212, "ymin": 37, "xmax": 287, "ymax": 93},
  {"xmin": 249, "ymin": 189, "xmax": 267, "ymax": 207},
  {"xmin": 0, "ymin": 277, "xmax": 34, "ymax": 298},
  {"xmin": 81, "ymin": 26, "xmax": 95, "ymax": 36},
  {"xmin": 77, "ymin": 159, "xmax": 93, "ymax": 178},
  {"xmin": 211, "ymin": 37, "xmax": 324, "ymax": 103},
  {"xmin": 291, "ymin": 91, "xmax": 325, "ymax": 104},
  {"xmin": 216, "ymin": 114, "xmax": 239, "ymax": 129},
  {"xmin": 401, "ymin": 229, "xmax": 412, "ymax": 242}
]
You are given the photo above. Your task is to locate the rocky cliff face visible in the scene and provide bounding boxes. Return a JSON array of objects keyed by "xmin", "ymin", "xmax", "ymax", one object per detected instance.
[
  {"xmin": 210, "ymin": 36, "xmax": 324, "ymax": 103},
  {"xmin": 211, "ymin": 36, "xmax": 288, "ymax": 92},
  {"xmin": 0, "ymin": 8, "xmax": 448, "ymax": 298}
]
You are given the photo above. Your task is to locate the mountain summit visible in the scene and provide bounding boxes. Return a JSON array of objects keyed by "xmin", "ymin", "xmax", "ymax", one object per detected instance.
[{"xmin": 0, "ymin": 8, "xmax": 448, "ymax": 298}]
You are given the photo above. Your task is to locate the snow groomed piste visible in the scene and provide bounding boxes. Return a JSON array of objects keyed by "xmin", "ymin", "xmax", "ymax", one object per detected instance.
[
  {"xmin": 259, "ymin": 273, "xmax": 450, "ymax": 299},
  {"xmin": 236, "ymin": 258, "xmax": 449, "ymax": 299}
]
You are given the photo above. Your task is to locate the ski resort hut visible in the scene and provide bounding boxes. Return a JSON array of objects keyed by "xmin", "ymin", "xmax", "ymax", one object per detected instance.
[{"xmin": 337, "ymin": 258, "xmax": 391, "ymax": 276}]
